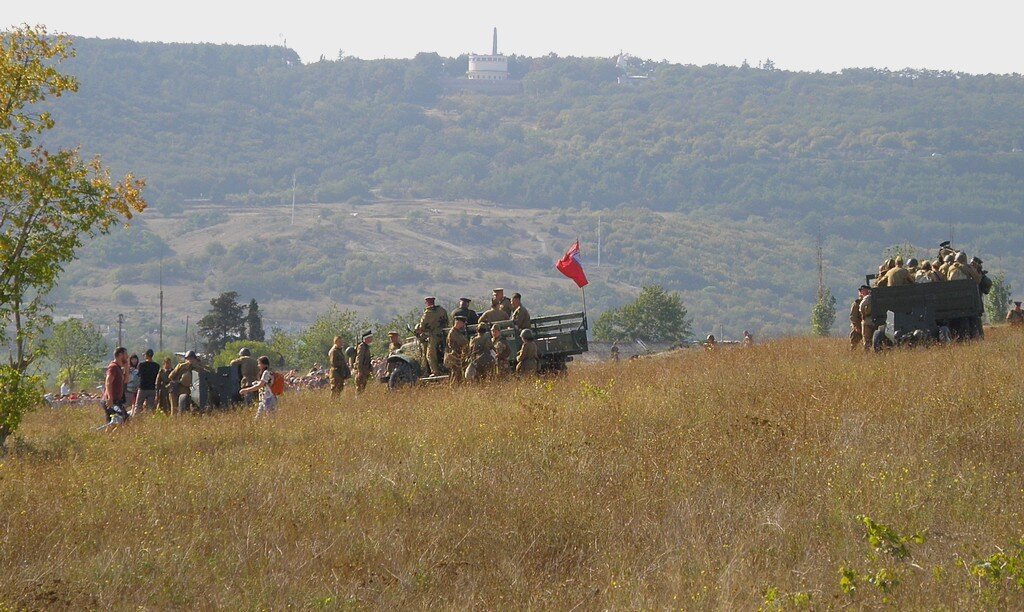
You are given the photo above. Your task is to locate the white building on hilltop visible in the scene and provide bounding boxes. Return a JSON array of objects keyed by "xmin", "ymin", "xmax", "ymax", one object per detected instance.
[{"xmin": 467, "ymin": 28, "xmax": 509, "ymax": 81}]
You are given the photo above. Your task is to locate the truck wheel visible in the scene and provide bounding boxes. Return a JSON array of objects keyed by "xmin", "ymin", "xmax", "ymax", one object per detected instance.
[
  {"xmin": 388, "ymin": 362, "xmax": 416, "ymax": 391},
  {"xmin": 938, "ymin": 326, "xmax": 952, "ymax": 344},
  {"xmin": 872, "ymin": 328, "xmax": 891, "ymax": 353}
]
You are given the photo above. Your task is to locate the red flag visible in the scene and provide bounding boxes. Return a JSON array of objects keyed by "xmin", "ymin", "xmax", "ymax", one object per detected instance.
[{"xmin": 556, "ymin": 240, "xmax": 589, "ymax": 288}]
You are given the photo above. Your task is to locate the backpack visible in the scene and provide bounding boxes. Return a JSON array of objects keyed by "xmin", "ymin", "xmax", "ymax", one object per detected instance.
[{"xmin": 269, "ymin": 371, "xmax": 285, "ymax": 396}]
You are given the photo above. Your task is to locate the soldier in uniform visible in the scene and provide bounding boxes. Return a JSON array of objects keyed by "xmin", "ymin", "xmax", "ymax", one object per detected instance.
[
  {"xmin": 859, "ymin": 286, "xmax": 875, "ymax": 351},
  {"xmin": 355, "ymin": 331, "xmax": 373, "ymax": 395},
  {"xmin": 610, "ymin": 342, "xmax": 620, "ymax": 362},
  {"xmin": 1007, "ymin": 301, "xmax": 1024, "ymax": 326},
  {"xmin": 510, "ymin": 292, "xmax": 531, "ymax": 332},
  {"xmin": 444, "ymin": 316, "xmax": 470, "ymax": 385},
  {"xmin": 169, "ymin": 350, "xmax": 206, "ymax": 413},
  {"xmin": 467, "ymin": 323, "xmax": 495, "ymax": 382},
  {"xmin": 451, "ymin": 298, "xmax": 479, "ymax": 326},
  {"xmin": 937, "ymin": 240, "xmax": 955, "ymax": 263},
  {"xmin": 704, "ymin": 334, "xmax": 717, "ymax": 351},
  {"xmin": 516, "ymin": 328, "xmax": 540, "ymax": 376},
  {"xmin": 938, "ymin": 253, "xmax": 955, "ymax": 279},
  {"xmin": 230, "ymin": 347, "xmax": 259, "ymax": 389},
  {"xmin": 328, "ymin": 336, "xmax": 350, "ymax": 398},
  {"xmin": 878, "ymin": 256, "xmax": 915, "ymax": 287},
  {"xmin": 947, "ymin": 252, "xmax": 973, "ymax": 281},
  {"xmin": 415, "ymin": 296, "xmax": 448, "ymax": 376},
  {"xmin": 850, "ymin": 285, "xmax": 870, "ymax": 350},
  {"xmin": 387, "ymin": 331, "xmax": 403, "ymax": 353},
  {"xmin": 491, "ymin": 325, "xmax": 512, "ymax": 377},
  {"xmin": 478, "ymin": 299, "xmax": 509, "ymax": 324},
  {"xmin": 493, "ymin": 288, "xmax": 513, "ymax": 318}
]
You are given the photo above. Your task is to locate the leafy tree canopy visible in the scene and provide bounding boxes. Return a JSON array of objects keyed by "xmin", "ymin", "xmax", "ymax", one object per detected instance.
[{"xmin": 593, "ymin": 285, "xmax": 692, "ymax": 344}]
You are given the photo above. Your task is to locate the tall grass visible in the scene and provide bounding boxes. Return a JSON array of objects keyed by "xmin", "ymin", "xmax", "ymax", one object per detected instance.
[{"xmin": 3, "ymin": 330, "xmax": 1024, "ymax": 608}]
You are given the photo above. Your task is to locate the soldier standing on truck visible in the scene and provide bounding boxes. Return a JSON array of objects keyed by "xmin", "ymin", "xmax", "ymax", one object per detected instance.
[
  {"xmin": 1007, "ymin": 302, "xmax": 1024, "ymax": 326},
  {"xmin": 444, "ymin": 316, "xmax": 470, "ymax": 386},
  {"xmin": 859, "ymin": 286, "xmax": 875, "ymax": 351},
  {"xmin": 850, "ymin": 285, "xmax": 870, "ymax": 350},
  {"xmin": 451, "ymin": 298, "xmax": 478, "ymax": 326},
  {"xmin": 355, "ymin": 331, "xmax": 373, "ymax": 395},
  {"xmin": 415, "ymin": 296, "xmax": 448, "ymax": 376},
  {"xmin": 511, "ymin": 292, "xmax": 531, "ymax": 332},
  {"xmin": 879, "ymin": 256, "xmax": 915, "ymax": 287},
  {"xmin": 478, "ymin": 298, "xmax": 509, "ymax": 324},
  {"xmin": 493, "ymin": 288, "xmax": 513, "ymax": 318},
  {"xmin": 328, "ymin": 336, "xmax": 350, "ymax": 398}
]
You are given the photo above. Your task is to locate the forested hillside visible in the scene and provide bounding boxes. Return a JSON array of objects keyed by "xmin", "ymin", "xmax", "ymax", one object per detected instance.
[{"xmin": 45, "ymin": 37, "xmax": 1024, "ymax": 339}]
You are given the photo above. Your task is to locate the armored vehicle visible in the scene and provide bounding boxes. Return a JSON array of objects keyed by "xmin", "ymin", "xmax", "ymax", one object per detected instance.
[
  {"xmin": 380, "ymin": 311, "xmax": 589, "ymax": 389},
  {"xmin": 865, "ymin": 277, "xmax": 984, "ymax": 351}
]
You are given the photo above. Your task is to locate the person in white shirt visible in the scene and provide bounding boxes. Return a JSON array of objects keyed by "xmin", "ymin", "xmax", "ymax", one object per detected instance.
[{"xmin": 240, "ymin": 355, "xmax": 277, "ymax": 419}]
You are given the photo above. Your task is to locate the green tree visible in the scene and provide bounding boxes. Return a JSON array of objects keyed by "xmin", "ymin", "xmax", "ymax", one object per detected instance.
[
  {"xmin": 197, "ymin": 291, "xmax": 246, "ymax": 355},
  {"xmin": 246, "ymin": 298, "xmax": 265, "ymax": 341},
  {"xmin": 592, "ymin": 285, "xmax": 692, "ymax": 343},
  {"xmin": 0, "ymin": 26, "xmax": 146, "ymax": 447},
  {"xmin": 44, "ymin": 318, "xmax": 108, "ymax": 390},
  {"xmin": 811, "ymin": 288, "xmax": 837, "ymax": 337},
  {"xmin": 294, "ymin": 306, "xmax": 367, "ymax": 369},
  {"xmin": 984, "ymin": 272, "xmax": 1012, "ymax": 324}
]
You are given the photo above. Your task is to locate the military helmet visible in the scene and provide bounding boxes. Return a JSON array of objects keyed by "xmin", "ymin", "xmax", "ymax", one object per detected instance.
[
  {"xmin": 906, "ymin": 258, "xmax": 918, "ymax": 268},
  {"xmin": 238, "ymin": 347, "xmax": 251, "ymax": 356},
  {"xmin": 520, "ymin": 329, "xmax": 534, "ymax": 341},
  {"xmin": 944, "ymin": 254, "xmax": 954, "ymax": 263},
  {"xmin": 344, "ymin": 346, "xmax": 356, "ymax": 359},
  {"xmin": 955, "ymin": 251, "xmax": 967, "ymax": 264}
]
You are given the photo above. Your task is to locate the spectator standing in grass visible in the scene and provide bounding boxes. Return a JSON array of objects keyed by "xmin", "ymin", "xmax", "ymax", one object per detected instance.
[
  {"xmin": 156, "ymin": 357, "xmax": 173, "ymax": 413},
  {"xmin": 101, "ymin": 347, "xmax": 129, "ymax": 426},
  {"xmin": 132, "ymin": 349, "xmax": 160, "ymax": 415},
  {"xmin": 125, "ymin": 353, "xmax": 141, "ymax": 408}
]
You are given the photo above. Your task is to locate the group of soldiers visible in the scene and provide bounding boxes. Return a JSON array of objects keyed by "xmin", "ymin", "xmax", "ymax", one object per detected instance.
[
  {"xmin": 849, "ymin": 241, "xmax": 995, "ymax": 349},
  {"xmin": 326, "ymin": 288, "xmax": 539, "ymax": 394}
]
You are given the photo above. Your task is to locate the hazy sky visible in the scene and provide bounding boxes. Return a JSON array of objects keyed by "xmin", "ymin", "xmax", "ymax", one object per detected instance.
[{"xmin": 7, "ymin": 0, "xmax": 1023, "ymax": 74}]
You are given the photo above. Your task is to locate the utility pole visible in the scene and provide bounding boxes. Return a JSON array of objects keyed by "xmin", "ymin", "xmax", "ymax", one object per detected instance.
[
  {"xmin": 291, "ymin": 172, "xmax": 297, "ymax": 226},
  {"xmin": 815, "ymin": 235, "xmax": 825, "ymax": 301},
  {"xmin": 117, "ymin": 313, "xmax": 124, "ymax": 348},
  {"xmin": 597, "ymin": 215, "xmax": 602, "ymax": 268},
  {"xmin": 183, "ymin": 315, "xmax": 189, "ymax": 353},
  {"xmin": 158, "ymin": 247, "xmax": 164, "ymax": 352}
]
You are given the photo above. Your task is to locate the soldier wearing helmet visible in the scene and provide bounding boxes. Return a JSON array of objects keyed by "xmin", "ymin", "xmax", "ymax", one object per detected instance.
[
  {"xmin": 879, "ymin": 255, "xmax": 915, "ymax": 287},
  {"xmin": 516, "ymin": 328, "xmax": 539, "ymax": 375},
  {"xmin": 1007, "ymin": 301, "xmax": 1024, "ymax": 326},
  {"xmin": 230, "ymin": 346, "xmax": 259, "ymax": 389}
]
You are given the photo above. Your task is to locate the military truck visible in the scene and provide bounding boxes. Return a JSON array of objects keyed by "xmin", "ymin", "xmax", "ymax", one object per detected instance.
[
  {"xmin": 380, "ymin": 311, "xmax": 589, "ymax": 389},
  {"xmin": 865, "ymin": 277, "xmax": 984, "ymax": 351}
]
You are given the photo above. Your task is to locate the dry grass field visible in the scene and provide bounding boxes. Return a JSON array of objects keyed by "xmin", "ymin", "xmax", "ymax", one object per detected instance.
[{"xmin": 3, "ymin": 330, "xmax": 1024, "ymax": 609}]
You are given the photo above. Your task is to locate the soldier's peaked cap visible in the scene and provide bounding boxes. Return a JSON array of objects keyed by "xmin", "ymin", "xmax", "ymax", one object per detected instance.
[
  {"xmin": 1015, "ymin": 301, "xmax": 1022, "ymax": 306},
  {"xmin": 493, "ymin": 288, "xmax": 504, "ymax": 293},
  {"xmin": 388, "ymin": 330, "xmax": 400, "ymax": 335},
  {"xmin": 424, "ymin": 296, "xmax": 435, "ymax": 302},
  {"xmin": 859, "ymin": 284, "xmax": 872, "ymax": 291},
  {"xmin": 454, "ymin": 315, "xmax": 467, "ymax": 322},
  {"xmin": 939, "ymin": 240, "xmax": 951, "ymax": 248},
  {"xmin": 459, "ymin": 297, "xmax": 471, "ymax": 302},
  {"xmin": 361, "ymin": 330, "xmax": 373, "ymax": 339},
  {"xmin": 971, "ymin": 256, "xmax": 983, "ymax": 264}
]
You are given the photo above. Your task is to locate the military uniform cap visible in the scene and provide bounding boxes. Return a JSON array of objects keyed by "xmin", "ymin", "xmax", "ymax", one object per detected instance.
[
  {"xmin": 387, "ymin": 330, "xmax": 400, "ymax": 335},
  {"xmin": 361, "ymin": 329, "xmax": 374, "ymax": 339},
  {"xmin": 493, "ymin": 288, "xmax": 504, "ymax": 293},
  {"xmin": 424, "ymin": 296, "xmax": 435, "ymax": 302},
  {"xmin": 859, "ymin": 284, "xmax": 871, "ymax": 291},
  {"xmin": 939, "ymin": 240, "xmax": 951, "ymax": 248},
  {"xmin": 459, "ymin": 297, "xmax": 471, "ymax": 302},
  {"xmin": 971, "ymin": 256, "xmax": 983, "ymax": 264},
  {"xmin": 454, "ymin": 315, "xmax": 467, "ymax": 322}
]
